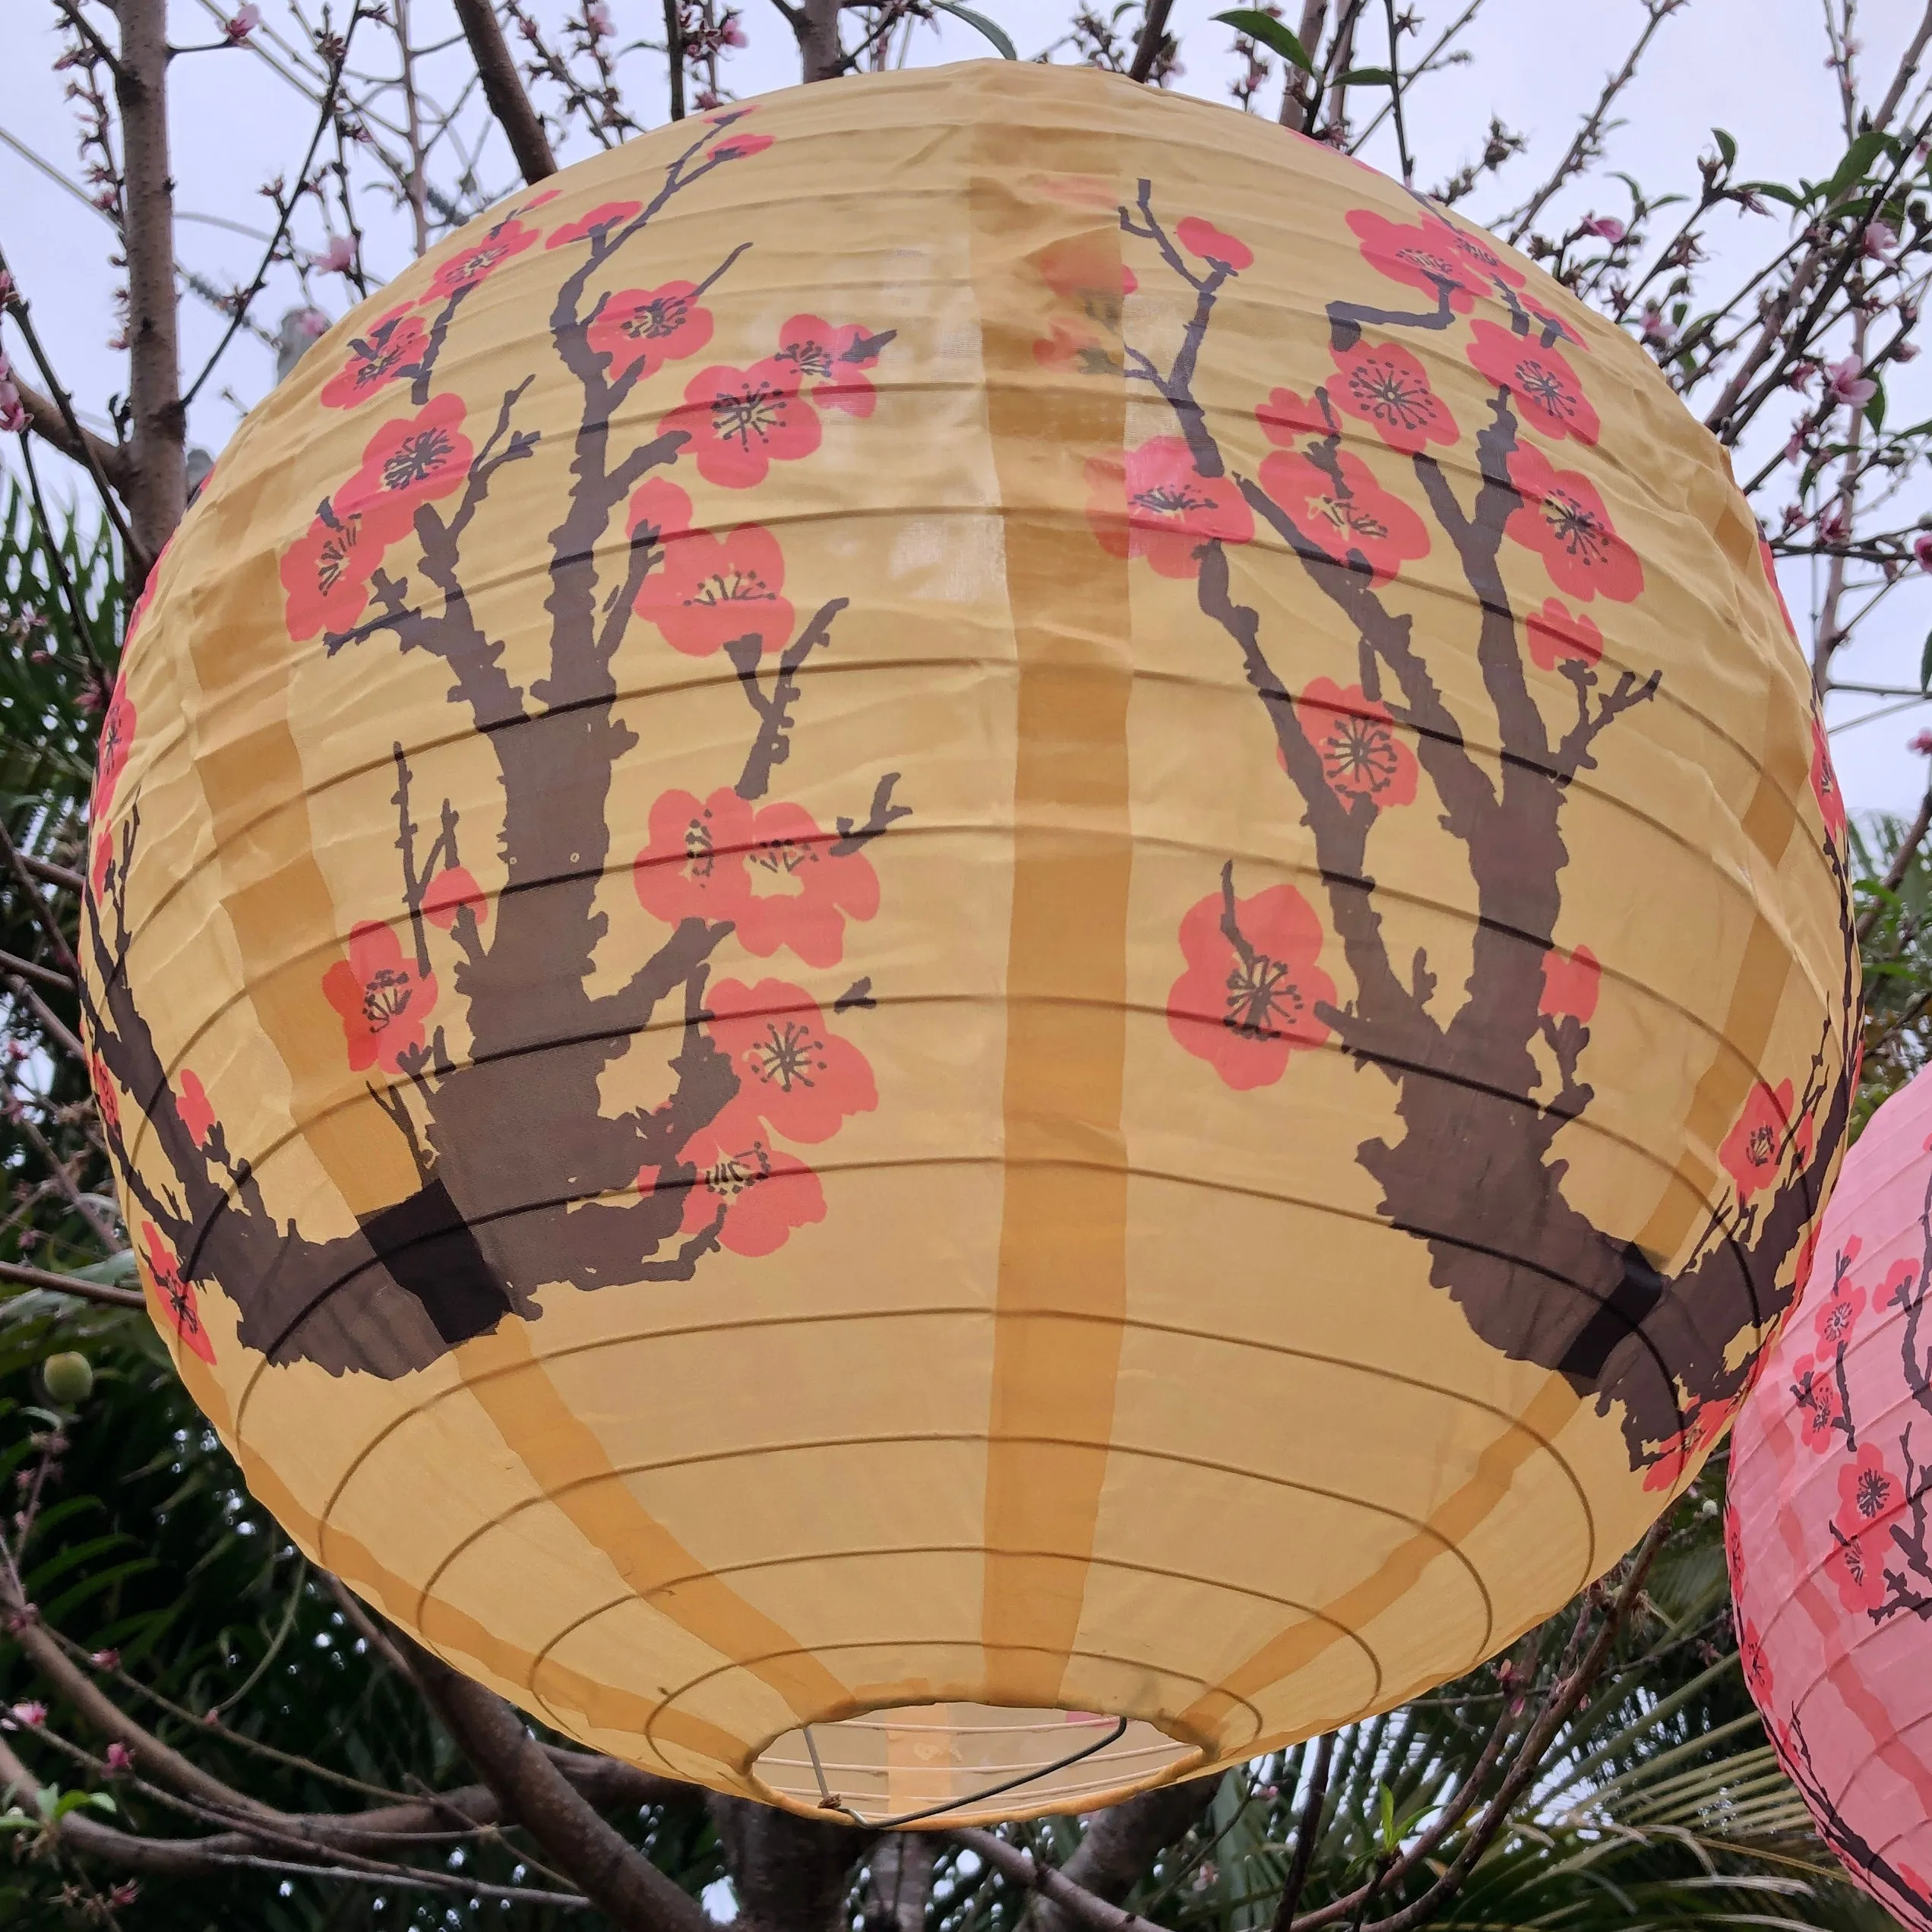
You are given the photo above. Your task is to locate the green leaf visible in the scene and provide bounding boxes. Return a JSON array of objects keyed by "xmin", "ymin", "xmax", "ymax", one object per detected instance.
[
  {"xmin": 1712, "ymin": 127, "xmax": 1737, "ymax": 169},
  {"xmin": 929, "ymin": 2, "xmax": 1017, "ymax": 57},
  {"xmin": 1866, "ymin": 380, "xmax": 1888, "ymax": 434},
  {"xmin": 1823, "ymin": 128, "xmax": 1896, "ymax": 207},
  {"xmin": 1213, "ymin": 8, "xmax": 1315, "ymax": 71},
  {"xmin": 1743, "ymin": 180, "xmax": 1805, "ymax": 207},
  {"xmin": 1378, "ymin": 1782, "xmax": 1398, "ymax": 1853},
  {"xmin": 1918, "ymin": 627, "xmax": 1932, "ymax": 695},
  {"xmin": 1338, "ymin": 66, "xmax": 1396, "ymax": 86}
]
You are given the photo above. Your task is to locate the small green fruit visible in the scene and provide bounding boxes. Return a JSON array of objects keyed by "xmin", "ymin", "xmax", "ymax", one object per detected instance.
[{"xmin": 42, "ymin": 1353, "xmax": 94, "ymax": 1406}]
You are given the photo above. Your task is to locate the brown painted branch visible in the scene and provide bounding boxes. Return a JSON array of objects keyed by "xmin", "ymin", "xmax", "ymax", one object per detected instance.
[
  {"xmin": 453, "ymin": 0, "xmax": 558, "ymax": 183},
  {"xmin": 1858, "ymin": 780, "xmax": 1932, "ymax": 943},
  {"xmin": 113, "ymin": 0, "xmax": 186, "ymax": 566},
  {"xmin": 1129, "ymin": 0, "xmax": 1176, "ymax": 81},
  {"xmin": 0, "ymin": 1257, "xmax": 141, "ymax": 1307},
  {"xmin": 400, "ymin": 1633, "xmax": 712, "ymax": 1932},
  {"xmin": 953, "ymin": 1828, "xmax": 1172, "ymax": 1932}
]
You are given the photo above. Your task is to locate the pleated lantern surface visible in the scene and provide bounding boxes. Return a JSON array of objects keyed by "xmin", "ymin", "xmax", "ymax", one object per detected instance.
[
  {"xmin": 1728, "ymin": 1067, "xmax": 1932, "ymax": 1928},
  {"xmin": 84, "ymin": 61, "xmax": 1858, "ymax": 1824}
]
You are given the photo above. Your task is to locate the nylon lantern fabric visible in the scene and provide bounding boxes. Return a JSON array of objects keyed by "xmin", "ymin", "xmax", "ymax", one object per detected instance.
[
  {"xmin": 84, "ymin": 61, "xmax": 1858, "ymax": 1824},
  {"xmin": 1727, "ymin": 1068, "xmax": 1932, "ymax": 1930}
]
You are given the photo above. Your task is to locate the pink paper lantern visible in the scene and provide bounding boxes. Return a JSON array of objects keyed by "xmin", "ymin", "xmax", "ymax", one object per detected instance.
[{"xmin": 1728, "ymin": 1064, "xmax": 1932, "ymax": 1929}]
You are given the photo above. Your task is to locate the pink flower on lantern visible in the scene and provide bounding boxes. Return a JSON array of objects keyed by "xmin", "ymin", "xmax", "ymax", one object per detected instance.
[
  {"xmin": 710, "ymin": 128, "xmax": 773, "ymax": 163},
  {"xmin": 422, "ymin": 866, "xmax": 488, "ymax": 930},
  {"xmin": 139, "ymin": 1222, "xmax": 216, "ymax": 1364},
  {"xmin": 1256, "ymin": 387, "xmax": 1330, "ymax": 446},
  {"xmin": 1810, "ymin": 716, "xmax": 1847, "ymax": 841},
  {"xmin": 280, "ymin": 510, "xmax": 389, "ymax": 642},
  {"xmin": 1346, "ymin": 208, "xmax": 1492, "ymax": 308},
  {"xmin": 1719, "ymin": 1077, "xmax": 1804, "ymax": 1201},
  {"xmin": 321, "ymin": 922, "xmax": 437, "ymax": 1074},
  {"xmin": 1175, "ymin": 217, "xmax": 1254, "ymax": 271},
  {"xmin": 334, "ymin": 394, "xmax": 474, "ymax": 533},
  {"xmin": 704, "ymin": 978, "xmax": 877, "ymax": 1144},
  {"xmin": 544, "ymin": 201, "xmax": 643, "ymax": 248},
  {"xmin": 1167, "ymin": 880, "xmax": 1336, "ymax": 1090},
  {"xmin": 634, "ymin": 518, "xmax": 794, "ymax": 658},
  {"xmin": 1505, "ymin": 444, "xmax": 1643, "ymax": 602},
  {"xmin": 1525, "ymin": 598, "xmax": 1605, "ymax": 671},
  {"xmin": 1790, "ymin": 1352, "xmax": 1843, "ymax": 1450},
  {"xmin": 176, "ymin": 1069, "xmax": 217, "ymax": 1148},
  {"xmin": 586, "ymin": 282, "xmax": 715, "ymax": 383},
  {"xmin": 1258, "ymin": 447, "xmax": 1430, "ymax": 585},
  {"xmin": 1466, "ymin": 320, "xmax": 1599, "ymax": 444},
  {"xmin": 318, "ymin": 308, "xmax": 427, "ymax": 411},
  {"xmin": 1327, "ymin": 339, "xmax": 1459, "ymax": 454},
  {"xmin": 1737, "ymin": 1614, "xmax": 1773, "ymax": 1705},
  {"xmin": 665, "ymin": 359, "xmax": 821, "ymax": 489},
  {"xmin": 669, "ymin": 1103, "xmax": 824, "ymax": 1256},
  {"xmin": 1813, "ymin": 1268, "xmax": 1867, "ymax": 1351},
  {"xmin": 94, "ymin": 669, "xmax": 136, "ymax": 816},
  {"xmin": 772, "ymin": 314, "xmax": 890, "ymax": 416},
  {"xmin": 1825, "ymin": 1516, "xmax": 1888, "ymax": 1614},
  {"xmin": 423, "ymin": 217, "xmax": 539, "ymax": 304},
  {"xmin": 1835, "ymin": 1441, "xmax": 1902, "ymax": 1536},
  {"xmin": 90, "ymin": 1053, "xmax": 119, "ymax": 1138},
  {"xmin": 1084, "ymin": 437, "xmax": 1254, "ymax": 578},
  {"xmin": 1293, "ymin": 676, "xmax": 1418, "ymax": 810},
  {"xmin": 1539, "ymin": 943, "xmax": 1601, "ymax": 1023}
]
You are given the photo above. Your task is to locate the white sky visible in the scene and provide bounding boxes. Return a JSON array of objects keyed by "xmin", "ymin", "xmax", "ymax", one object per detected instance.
[{"xmin": 4, "ymin": 0, "xmax": 1930, "ymax": 811}]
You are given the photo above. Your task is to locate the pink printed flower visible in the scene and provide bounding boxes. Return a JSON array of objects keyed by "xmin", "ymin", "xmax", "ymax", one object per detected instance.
[
  {"xmin": 1525, "ymin": 598, "xmax": 1604, "ymax": 670},
  {"xmin": 634, "ymin": 787, "xmax": 754, "ymax": 926},
  {"xmin": 634, "ymin": 520, "xmax": 794, "ymax": 657},
  {"xmin": 280, "ymin": 510, "xmax": 389, "ymax": 641},
  {"xmin": 1038, "ymin": 235, "xmax": 1137, "ymax": 308},
  {"xmin": 1084, "ymin": 436, "xmax": 1254, "ymax": 578},
  {"xmin": 1825, "ymin": 1517, "xmax": 1887, "ymax": 1614},
  {"xmin": 545, "ymin": 200, "xmax": 643, "ymax": 248},
  {"xmin": 1884, "ymin": 1254, "xmax": 1920, "ymax": 1307},
  {"xmin": 587, "ymin": 282, "xmax": 715, "ymax": 383},
  {"xmin": 1640, "ymin": 1396, "xmax": 1734, "ymax": 1491},
  {"xmin": 318, "ymin": 308, "xmax": 428, "ymax": 410},
  {"xmin": 1175, "ymin": 216, "xmax": 1254, "ymax": 272},
  {"xmin": 1738, "ymin": 1614, "xmax": 1773, "ymax": 1705},
  {"xmin": 772, "ymin": 314, "xmax": 890, "ymax": 417},
  {"xmin": 1256, "ymin": 387, "xmax": 1330, "ymax": 446},
  {"xmin": 1257, "ymin": 447, "xmax": 1430, "ymax": 585},
  {"xmin": 422, "ymin": 866, "xmax": 487, "ymax": 930},
  {"xmin": 1813, "ymin": 1270, "xmax": 1867, "ymax": 1350},
  {"xmin": 1294, "ymin": 676, "xmax": 1418, "ymax": 809},
  {"xmin": 176, "ymin": 1068, "xmax": 217, "ymax": 1148},
  {"xmin": 674, "ymin": 1102, "xmax": 824, "ymax": 1256},
  {"xmin": 1810, "ymin": 716, "xmax": 1847, "ymax": 841},
  {"xmin": 423, "ymin": 217, "xmax": 539, "ymax": 304},
  {"xmin": 139, "ymin": 1222, "xmax": 216, "ymax": 1364},
  {"xmin": 1791, "ymin": 1353, "xmax": 1843, "ymax": 1450},
  {"xmin": 321, "ymin": 922, "xmax": 437, "ymax": 1074},
  {"xmin": 1437, "ymin": 219, "xmax": 1526, "ymax": 290},
  {"xmin": 94, "ymin": 669, "xmax": 136, "ymax": 815},
  {"xmin": 1720, "ymin": 1077, "xmax": 1801, "ymax": 1201},
  {"xmin": 1168, "ymin": 880, "xmax": 1336, "ymax": 1090},
  {"xmin": 1347, "ymin": 208, "xmax": 1491, "ymax": 308},
  {"xmin": 1328, "ymin": 339, "xmax": 1458, "ymax": 454},
  {"xmin": 665, "ymin": 359, "xmax": 821, "ymax": 489},
  {"xmin": 1836, "ymin": 1442, "xmax": 1902, "ymax": 1535},
  {"xmin": 705, "ymin": 978, "xmax": 877, "ymax": 1144},
  {"xmin": 710, "ymin": 129, "xmax": 773, "ymax": 163},
  {"xmin": 334, "ymin": 394, "xmax": 473, "ymax": 533},
  {"xmin": 1539, "ymin": 943, "xmax": 1601, "ymax": 1023},
  {"xmin": 89, "ymin": 1057, "xmax": 121, "ymax": 1143},
  {"xmin": 1505, "ymin": 444, "xmax": 1643, "ymax": 602},
  {"xmin": 1466, "ymin": 320, "xmax": 1599, "ymax": 444}
]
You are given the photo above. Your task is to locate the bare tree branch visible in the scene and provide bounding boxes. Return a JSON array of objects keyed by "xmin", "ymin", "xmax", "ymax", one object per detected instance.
[
  {"xmin": 0, "ymin": 1258, "xmax": 141, "ymax": 1306},
  {"xmin": 453, "ymin": 0, "xmax": 558, "ymax": 183}
]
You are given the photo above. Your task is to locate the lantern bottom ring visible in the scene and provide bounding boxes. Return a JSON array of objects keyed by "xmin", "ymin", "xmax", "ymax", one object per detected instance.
[{"xmin": 749, "ymin": 1702, "xmax": 1204, "ymax": 1827}]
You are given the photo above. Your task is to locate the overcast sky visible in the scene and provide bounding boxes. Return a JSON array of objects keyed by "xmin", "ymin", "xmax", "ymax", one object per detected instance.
[{"xmin": 5, "ymin": 0, "xmax": 1931, "ymax": 812}]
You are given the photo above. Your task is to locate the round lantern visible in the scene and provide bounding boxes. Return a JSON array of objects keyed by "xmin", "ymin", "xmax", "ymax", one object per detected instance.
[
  {"xmin": 84, "ymin": 61, "xmax": 1856, "ymax": 1824},
  {"xmin": 1728, "ymin": 1068, "xmax": 1932, "ymax": 1928}
]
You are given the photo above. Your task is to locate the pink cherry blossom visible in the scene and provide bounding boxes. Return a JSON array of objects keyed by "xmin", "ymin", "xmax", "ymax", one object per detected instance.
[
  {"xmin": 1825, "ymin": 354, "xmax": 1877, "ymax": 407},
  {"xmin": 1911, "ymin": 729, "xmax": 1932, "ymax": 754},
  {"xmin": 1579, "ymin": 215, "xmax": 1626, "ymax": 242},
  {"xmin": 314, "ymin": 234, "xmax": 356, "ymax": 274},
  {"xmin": 1864, "ymin": 220, "xmax": 1899, "ymax": 260},
  {"xmin": 225, "ymin": 2, "xmax": 261, "ymax": 40},
  {"xmin": 1913, "ymin": 532, "xmax": 1932, "ymax": 572}
]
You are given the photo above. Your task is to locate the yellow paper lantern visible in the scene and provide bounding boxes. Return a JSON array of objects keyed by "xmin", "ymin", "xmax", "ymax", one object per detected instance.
[{"xmin": 83, "ymin": 62, "xmax": 1858, "ymax": 1824}]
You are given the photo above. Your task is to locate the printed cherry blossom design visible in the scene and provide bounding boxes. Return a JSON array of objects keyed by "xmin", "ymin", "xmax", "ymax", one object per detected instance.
[
  {"xmin": 1505, "ymin": 444, "xmax": 1643, "ymax": 602},
  {"xmin": 423, "ymin": 216, "xmax": 539, "ymax": 303},
  {"xmin": 334, "ymin": 394, "xmax": 474, "ymax": 533},
  {"xmin": 1719, "ymin": 1077, "xmax": 1802, "ymax": 1201},
  {"xmin": 1640, "ymin": 1396, "xmax": 1735, "ymax": 1492},
  {"xmin": 1438, "ymin": 221, "xmax": 1526, "ymax": 291},
  {"xmin": 1791, "ymin": 1353, "xmax": 1844, "ymax": 1450},
  {"xmin": 1328, "ymin": 340, "xmax": 1458, "ymax": 454},
  {"xmin": 1725, "ymin": 1500, "xmax": 1747, "ymax": 1598},
  {"xmin": 280, "ymin": 509, "xmax": 388, "ymax": 641},
  {"xmin": 1759, "ymin": 535, "xmax": 1799, "ymax": 640},
  {"xmin": 1539, "ymin": 943, "xmax": 1601, "ymax": 1023},
  {"xmin": 634, "ymin": 520, "xmax": 794, "ymax": 658},
  {"xmin": 318, "ymin": 308, "xmax": 427, "ymax": 410},
  {"xmin": 1258, "ymin": 447, "xmax": 1430, "ymax": 585},
  {"xmin": 710, "ymin": 129, "xmax": 773, "ymax": 163},
  {"xmin": 1826, "ymin": 1516, "xmax": 1887, "ymax": 1614},
  {"xmin": 1809, "ymin": 716, "xmax": 1847, "ymax": 842},
  {"xmin": 94, "ymin": 670, "xmax": 136, "ymax": 815},
  {"xmin": 422, "ymin": 866, "xmax": 488, "ymax": 930},
  {"xmin": 586, "ymin": 282, "xmax": 714, "ymax": 384},
  {"xmin": 1038, "ymin": 235, "xmax": 1136, "ymax": 308},
  {"xmin": 1256, "ymin": 387, "xmax": 1330, "ymax": 447},
  {"xmin": 140, "ymin": 1222, "xmax": 216, "ymax": 1364},
  {"xmin": 1813, "ymin": 1268, "xmax": 1867, "ymax": 1351},
  {"xmin": 1518, "ymin": 292, "xmax": 1584, "ymax": 349},
  {"xmin": 1175, "ymin": 216, "xmax": 1254, "ymax": 273},
  {"xmin": 1466, "ymin": 320, "xmax": 1598, "ymax": 444},
  {"xmin": 672, "ymin": 1102, "xmax": 824, "ymax": 1256},
  {"xmin": 705, "ymin": 978, "xmax": 877, "ymax": 1143},
  {"xmin": 773, "ymin": 315, "xmax": 890, "ymax": 416},
  {"xmin": 1294, "ymin": 677, "xmax": 1418, "ymax": 809},
  {"xmin": 176, "ymin": 1069, "xmax": 217, "ymax": 1148},
  {"xmin": 737, "ymin": 799, "xmax": 881, "ymax": 967},
  {"xmin": 666, "ymin": 359, "xmax": 821, "ymax": 489},
  {"xmin": 89, "ymin": 1053, "xmax": 119, "ymax": 1138},
  {"xmin": 634, "ymin": 787, "xmax": 754, "ymax": 926},
  {"xmin": 1525, "ymin": 597, "xmax": 1604, "ymax": 671},
  {"xmin": 1084, "ymin": 436, "xmax": 1254, "ymax": 578},
  {"xmin": 1835, "ymin": 1442, "xmax": 1901, "ymax": 1533},
  {"xmin": 1738, "ymin": 1614, "xmax": 1774, "ymax": 1705},
  {"xmin": 321, "ymin": 922, "xmax": 437, "ymax": 1074},
  {"xmin": 1347, "ymin": 209, "xmax": 1490, "ymax": 309},
  {"xmin": 544, "ymin": 200, "xmax": 643, "ymax": 248},
  {"xmin": 1168, "ymin": 879, "xmax": 1336, "ymax": 1090}
]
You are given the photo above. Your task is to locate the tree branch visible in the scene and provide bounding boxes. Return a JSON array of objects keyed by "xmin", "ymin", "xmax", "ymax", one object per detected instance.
[
  {"xmin": 1129, "ymin": 0, "xmax": 1176, "ymax": 81},
  {"xmin": 0, "ymin": 1258, "xmax": 141, "ymax": 1307},
  {"xmin": 452, "ymin": 0, "xmax": 558, "ymax": 183}
]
